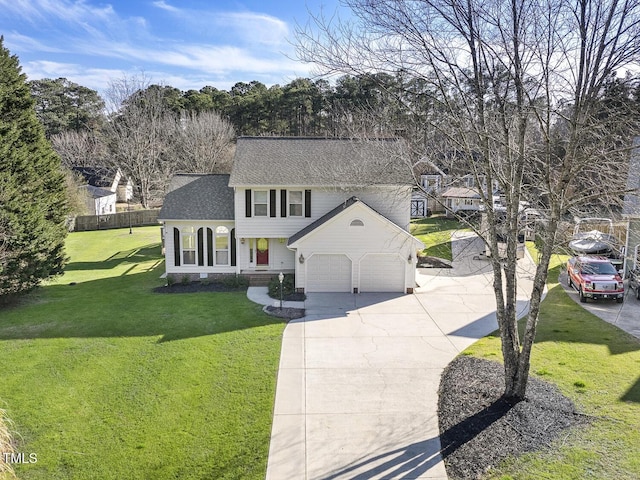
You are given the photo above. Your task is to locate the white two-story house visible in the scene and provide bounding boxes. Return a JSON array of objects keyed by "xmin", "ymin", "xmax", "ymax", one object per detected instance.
[{"xmin": 159, "ymin": 137, "xmax": 424, "ymax": 293}]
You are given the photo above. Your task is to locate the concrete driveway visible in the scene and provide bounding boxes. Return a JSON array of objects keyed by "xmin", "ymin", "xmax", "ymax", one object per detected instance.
[{"xmin": 265, "ymin": 233, "xmax": 537, "ymax": 480}]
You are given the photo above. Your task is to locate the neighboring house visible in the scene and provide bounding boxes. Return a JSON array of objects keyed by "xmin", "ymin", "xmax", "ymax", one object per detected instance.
[
  {"xmin": 623, "ymin": 137, "xmax": 640, "ymax": 274},
  {"xmin": 80, "ymin": 184, "xmax": 117, "ymax": 215},
  {"xmin": 441, "ymin": 187, "xmax": 482, "ymax": 217},
  {"xmin": 411, "ymin": 175, "xmax": 446, "ymax": 218},
  {"xmin": 72, "ymin": 166, "xmax": 134, "ymax": 203},
  {"xmin": 159, "ymin": 137, "xmax": 424, "ymax": 293}
]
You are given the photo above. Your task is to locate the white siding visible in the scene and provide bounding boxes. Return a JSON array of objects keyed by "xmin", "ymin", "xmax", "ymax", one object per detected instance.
[
  {"xmin": 290, "ymin": 202, "xmax": 422, "ymax": 293},
  {"xmin": 233, "ymin": 186, "xmax": 411, "ymax": 239},
  {"xmin": 236, "ymin": 237, "xmax": 295, "ymax": 272},
  {"xmin": 163, "ymin": 220, "xmax": 236, "ymax": 275}
]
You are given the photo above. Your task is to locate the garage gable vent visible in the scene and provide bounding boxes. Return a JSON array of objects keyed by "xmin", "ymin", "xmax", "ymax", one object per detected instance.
[{"xmin": 350, "ymin": 219, "xmax": 365, "ymax": 227}]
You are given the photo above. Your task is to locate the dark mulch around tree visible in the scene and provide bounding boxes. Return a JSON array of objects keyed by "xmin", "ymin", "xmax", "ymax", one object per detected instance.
[
  {"xmin": 264, "ymin": 305, "xmax": 306, "ymax": 319},
  {"xmin": 153, "ymin": 282, "xmax": 245, "ymax": 294},
  {"xmin": 438, "ymin": 356, "xmax": 590, "ymax": 479},
  {"xmin": 417, "ymin": 256, "xmax": 452, "ymax": 268}
]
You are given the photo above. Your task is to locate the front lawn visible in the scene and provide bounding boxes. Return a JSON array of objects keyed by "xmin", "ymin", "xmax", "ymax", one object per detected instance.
[
  {"xmin": 0, "ymin": 227, "xmax": 285, "ymax": 479},
  {"xmin": 463, "ymin": 249, "xmax": 640, "ymax": 479},
  {"xmin": 411, "ymin": 216, "xmax": 467, "ymax": 261}
]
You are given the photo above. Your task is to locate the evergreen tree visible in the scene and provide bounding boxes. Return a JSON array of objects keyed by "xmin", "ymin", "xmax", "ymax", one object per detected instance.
[{"xmin": 0, "ymin": 37, "xmax": 68, "ymax": 298}]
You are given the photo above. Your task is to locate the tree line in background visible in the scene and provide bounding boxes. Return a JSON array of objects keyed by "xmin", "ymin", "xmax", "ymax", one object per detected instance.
[{"xmin": 29, "ymin": 70, "xmax": 640, "ymax": 211}]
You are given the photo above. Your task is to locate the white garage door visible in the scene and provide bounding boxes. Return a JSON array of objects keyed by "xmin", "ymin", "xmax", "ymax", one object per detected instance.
[
  {"xmin": 360, "ymin": 254, "xmax": 406, "ymax": 292},
  {"xmin": 307, "ymin": 254, "xmax": 352, "ymax": 292}
]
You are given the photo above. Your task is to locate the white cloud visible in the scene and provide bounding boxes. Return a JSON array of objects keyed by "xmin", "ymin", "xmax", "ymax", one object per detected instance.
[
  {"xmin": 2, "ymin": 0, "xmax": 314, "ymax": 93},
  {"xmin": 152, "ymin": 1, "xmax": 179, "ymax": 13}
]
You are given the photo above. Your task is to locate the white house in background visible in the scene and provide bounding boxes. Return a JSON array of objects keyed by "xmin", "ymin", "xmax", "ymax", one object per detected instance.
[
  {"xmin": 441, "ymin": 187, "xmax": 482, "ymax": 217},
  {"xmin": 80, "ymin": 184, "xmax": 116, "ymax": 215},
  {"xmin": 72, "ymin": 166, "xmax": 134, "ymax": 203},
  {"xmin": 158, "ymin": 137, "xmax": 424, "ymax": 293},
  {"xmin": 411, "ymin": 174, "xmax": 446, "ymax": 218}
]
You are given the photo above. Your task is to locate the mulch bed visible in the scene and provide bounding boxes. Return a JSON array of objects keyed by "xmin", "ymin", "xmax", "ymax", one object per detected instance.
[
  {"xmin": 264, "ymin": 305, "xmax": 306, "ymax": 319},
  {"xmin": 417, "ymin": 256, "xmax": 452, "ymax": 268},
  {"xmin": 153, "ymin": 283, "xmax": 245, "ymax": 294},
  {"xmin": 438, "ymin": 356, "xmax": 590, "ymax": 479}
]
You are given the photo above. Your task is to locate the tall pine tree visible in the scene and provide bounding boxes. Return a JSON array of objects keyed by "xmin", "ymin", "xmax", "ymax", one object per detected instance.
[{"xmin": 0, "ymin": 37, "xmax": 68, "ymax": 298}]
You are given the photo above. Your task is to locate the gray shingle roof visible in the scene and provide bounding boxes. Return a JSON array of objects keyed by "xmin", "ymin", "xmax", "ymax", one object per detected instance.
[
  {"xmin": 229, "ymin": 137, "xmax": 413, "ymax": 187},
  {"xmin": 158, "ymin": 174, "xmax": 234, "ymax": 221},
  {"xmin": 81, "ymin": 184, "xmax": 115, "ymax": 199},
  {"xmin": 441, "ymin": 187, "xmax": 481, "ymax": 198}
]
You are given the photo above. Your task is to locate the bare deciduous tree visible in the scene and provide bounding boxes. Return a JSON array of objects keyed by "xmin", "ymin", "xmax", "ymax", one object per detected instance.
[
  {"xmin": 103, "ymin": 75, "xmax": 175, "ymax": 208},
  {"xmin": 170, "ymin": 111, "xmax": 235, "ymax": 174},
  {"xmin": 297, "ymin": 0, "xmax": 640, "ymax": 401},
  {"xmin": 50, "ymin": 130, "xmax": 107, "ymax": 168}
]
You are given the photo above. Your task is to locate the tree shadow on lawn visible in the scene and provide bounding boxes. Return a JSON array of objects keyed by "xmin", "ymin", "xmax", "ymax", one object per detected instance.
[
  {"xmin": 63, "ymin": 244, "xmax": 161, "ymax": 272},
  {"xmin": 531, "ymin": 281, "xmax": 640, "ymax": 356},
  {"xmin": 0, "ymin": 266, "xmax": 285, "ymax": 343},
  {"xmin": 621, "ymin": 376, "xmax": 640, "ymax": 403}
]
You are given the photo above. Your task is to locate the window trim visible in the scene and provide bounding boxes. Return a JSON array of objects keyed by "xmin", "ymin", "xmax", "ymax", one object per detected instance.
[
  {"xmin": 181, "ymin": 226, "xmax": 197, "ymax": 265},
  {"xmin": 253, "ymin": 190, "xmax": 268, "ymax": 217},
  {"xmin": 215, "ymin": 226, "xmax": 230, "ymax": 266},
  {"xmin": 289, "ymin": 190, "xmax": 303, "ymax": 217}
]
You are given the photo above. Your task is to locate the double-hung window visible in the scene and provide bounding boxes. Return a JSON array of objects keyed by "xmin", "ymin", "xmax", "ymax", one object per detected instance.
[
  {"xmin": 254, "ymin": 191, "xmax": 268, "ymax": 216},
  {"xmin": 215, "ymin": 226, "xmax": 229, "ymax": 265},
  {"xmin": 289, "ymin": 191, "xmax": 303, "ymax": 216},
  {"xmin": 182, "ymin": 226, "xmax": 196, "ymax": 265}
]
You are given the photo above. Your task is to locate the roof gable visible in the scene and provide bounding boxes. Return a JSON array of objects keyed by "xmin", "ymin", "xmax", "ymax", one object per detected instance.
[
  {"xmin": 229, "ymin": 137, "xmax": 412, "ymax": 187},
  {"xmin": 158, "ymin": 174, "xmax": 234, "ymax": 221},
  {"xmin": 288, "ymin": 196, "xmax": 423, "ymax": 249},
  {"xmin": 72, "ymin": 166, "xmax": 121, "ymax": 189}
]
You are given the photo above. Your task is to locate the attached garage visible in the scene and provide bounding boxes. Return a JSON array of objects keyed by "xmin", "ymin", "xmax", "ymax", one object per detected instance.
[
  {"xmin": 288, "ymin": 197, "xmax": 424, "ymax": 294},
  {"xmin": 306, "ymin": 254, "xmax": 352, "ymax": 292},
  {"xmin": 359, "ymin": 254, "xmax": 406, "ymax": 292}
]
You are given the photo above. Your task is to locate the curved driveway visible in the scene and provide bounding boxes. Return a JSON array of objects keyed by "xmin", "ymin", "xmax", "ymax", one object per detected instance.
[{"xmin": 265, "ymin": 233, "xmax": 537, "ymax": 480}]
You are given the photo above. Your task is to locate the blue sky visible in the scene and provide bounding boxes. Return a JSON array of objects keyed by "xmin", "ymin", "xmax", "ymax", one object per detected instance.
[{"xmin": 0, "ymin": 0, "xmax": 343, "ymax": 94}]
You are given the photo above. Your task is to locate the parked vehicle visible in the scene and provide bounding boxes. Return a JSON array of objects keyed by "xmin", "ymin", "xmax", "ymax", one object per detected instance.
[
  {"xmin": 568, "ymin": 217, "xmax": 624, "ymax": 268},
  {"xmin": 567, "ymin": 256, "xmax": 624, "ymax": 303},
  {"xmin": 629, "ymin": 268, "xmax": 640, "ymax": 301}
]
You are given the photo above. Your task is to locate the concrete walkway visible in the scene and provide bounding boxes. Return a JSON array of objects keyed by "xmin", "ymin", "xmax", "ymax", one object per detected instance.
[{"xmin": 260, "ymin": 232, "xmax": 538, "ymax": 480}]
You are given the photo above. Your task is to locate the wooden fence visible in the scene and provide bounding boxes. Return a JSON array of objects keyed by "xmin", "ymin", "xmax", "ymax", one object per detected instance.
[{"xmin": 71, "ymin": 209, "xmax": 161, "ymax": 232}]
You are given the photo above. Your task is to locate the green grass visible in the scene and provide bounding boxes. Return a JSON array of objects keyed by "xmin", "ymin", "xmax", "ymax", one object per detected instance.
[
  {"xmin": 0, "ymin": 227, "xmax": 286, "ymax": 480},
  {"xmin": 464, "ymin": 244, "xmax": 640, "ymax": 479},
  {"xmin": 410, "ymin": 216, "xmax": 468, "ymax": 261}
]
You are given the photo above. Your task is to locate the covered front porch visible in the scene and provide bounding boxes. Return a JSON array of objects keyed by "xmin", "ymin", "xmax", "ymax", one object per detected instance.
[{"xmin": 236, "ymin": 236, "xmax": 296, "ymax": 282}]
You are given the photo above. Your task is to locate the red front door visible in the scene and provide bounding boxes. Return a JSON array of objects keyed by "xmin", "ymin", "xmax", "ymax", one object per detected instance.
[{"xmin": 256, "ymin": 238, "xmax": 269, "ymax": 266}]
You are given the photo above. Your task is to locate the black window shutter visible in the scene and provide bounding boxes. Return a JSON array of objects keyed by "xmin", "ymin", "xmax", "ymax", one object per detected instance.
[
  {"xmin": 207, "ymin": 228, "xmax": 213, "ymax": 266},
  {"xmin": 270, "ymin": 189, "xmax": 276, "ymax": 217},
  {"xmin": 304, "ymin": 190, "xmax": 311, "ymax": 217},
  {"xmin": 231, "ymin": 228, "xmax": 237, "ymax": 266},
  {"xmin": 173, "ymin": 228, "xmax": 181, "ymax": 266},
  {"xmin": 197, "ymin": 228, "xmax": 204, "ymax": 266},
  {"xmin": 280, "ymin": 189, "xmax": 287, "ymax": 217},
  {"xmin": 245, "ymin": 189, "xmax": 252, "ymax": 217}
]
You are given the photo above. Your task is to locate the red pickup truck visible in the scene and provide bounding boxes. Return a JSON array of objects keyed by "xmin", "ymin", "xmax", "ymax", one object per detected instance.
[{"xmin": 567, "ymin": 256, "xmax": 624, "ymax": 303}]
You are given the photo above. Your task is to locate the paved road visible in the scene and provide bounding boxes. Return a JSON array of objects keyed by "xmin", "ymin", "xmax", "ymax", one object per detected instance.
[{"xmin": 265, "ymin": 233, "xmax": 538, "ymax": 480}]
